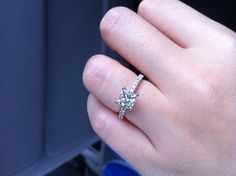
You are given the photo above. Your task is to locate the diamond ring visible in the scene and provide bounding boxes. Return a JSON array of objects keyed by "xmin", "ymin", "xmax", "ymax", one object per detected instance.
[{"xmin": 115, "ymin": 74, "xmax": 144, "ymax": 119}]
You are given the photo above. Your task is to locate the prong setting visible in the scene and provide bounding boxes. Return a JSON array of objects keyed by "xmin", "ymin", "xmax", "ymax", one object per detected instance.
[{"xmin": 115, "ymin": 74, "xmax": 144, "ymax": 119}]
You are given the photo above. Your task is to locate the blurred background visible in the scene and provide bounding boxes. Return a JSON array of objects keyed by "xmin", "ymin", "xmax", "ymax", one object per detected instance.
[{"xmin": 0, "ymin": 0, "xmax": 235, "ymax": 176}]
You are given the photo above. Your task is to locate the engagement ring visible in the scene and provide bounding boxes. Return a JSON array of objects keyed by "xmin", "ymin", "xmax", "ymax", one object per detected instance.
[{"xmin": 115, "ymin": 74, "xmax": 144, "ymax": 119}]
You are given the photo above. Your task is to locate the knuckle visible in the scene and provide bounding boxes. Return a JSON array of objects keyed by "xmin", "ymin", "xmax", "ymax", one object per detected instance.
[
  {"xmin": 191, "ymin": 80, "xmax": 212, "ymax": 102},
  {"xmin": 214, "ymin": 31, "xmax": 236, "ymax": 52},
  {"xmin": 83, "ymin": 55, "xmax": 109, "ymax": 92},
  {"xmin": 138, "ymin": 0, "xmax": 166, "ymax": 16},
  {"xmin": 100, "ymin": 7, "xmax": 127, "ymax": 37},
  {"xmin": 189, "ymin": 77, "xmax": 222, "ymax": 109},
  {"xmin": 138, "ymin": 0, "xmax": 152, "ymax": 15},
  {"xmin": 223, "ymin": 35, "xmax": 236, "ymax": 51}
]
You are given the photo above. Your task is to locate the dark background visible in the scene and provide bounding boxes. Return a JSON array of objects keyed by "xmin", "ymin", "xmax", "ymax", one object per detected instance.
[{"xmin": 0, "ymin": 0, "xmax": 235, "ymax": 176}]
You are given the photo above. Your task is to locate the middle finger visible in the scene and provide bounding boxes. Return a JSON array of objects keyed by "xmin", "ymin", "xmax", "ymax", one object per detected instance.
[{"xmin": 100, "ymin": 7, "xmax": 183, "ymax": 91}]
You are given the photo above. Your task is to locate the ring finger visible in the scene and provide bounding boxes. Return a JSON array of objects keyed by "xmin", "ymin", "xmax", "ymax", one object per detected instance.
[{"xmin": 83, "ymin": 54, "xmax": 170, "ymax": 142}]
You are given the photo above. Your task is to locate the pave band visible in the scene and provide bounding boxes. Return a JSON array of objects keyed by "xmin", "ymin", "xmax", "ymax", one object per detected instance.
[
  {"xmin": 130, "ymin": 74, "xmax": 144, "ymax": 93},
  {"xmin": 115, "ymin": 74, "xmax": 144, "ymax": 119}
]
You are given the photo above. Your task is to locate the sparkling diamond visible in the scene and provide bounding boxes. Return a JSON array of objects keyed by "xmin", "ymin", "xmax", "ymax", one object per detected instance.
[{"xmin": 116, "ymin": 87, "xmax": 139, "ymax": 110}]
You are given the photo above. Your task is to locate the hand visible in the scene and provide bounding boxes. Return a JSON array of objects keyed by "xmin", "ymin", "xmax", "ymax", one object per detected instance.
[{"xmin": 83, "ymin": 0, "xmax": 236, "ymax": 175}]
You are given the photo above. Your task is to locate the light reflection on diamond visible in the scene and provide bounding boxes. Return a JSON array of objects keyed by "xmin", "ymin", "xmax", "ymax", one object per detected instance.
[{"xmin": 116, "ymin": 87, "xmax": 139, "ymax": 110}]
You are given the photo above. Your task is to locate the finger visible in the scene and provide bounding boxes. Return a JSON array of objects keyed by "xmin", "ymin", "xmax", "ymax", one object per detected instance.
[
  {"xmin": 87, "ymin": 94, "xmax": 158, "ymax": 174},
  {"xmin": 100, "ymin": 6, "xmax": 183, "ymax": 89},
  {"xmin": 138, "ymin": 0, "xmax": 233, "ymax": 48},
  {"xmin": 83, "ymin": 55, "xmax": 169, "ymax": 141}
]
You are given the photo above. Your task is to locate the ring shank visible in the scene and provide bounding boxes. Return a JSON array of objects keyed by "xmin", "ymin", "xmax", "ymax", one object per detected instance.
[{"xmin": 130, "ymin": 74, "xmax": 144, "ymax": 93}]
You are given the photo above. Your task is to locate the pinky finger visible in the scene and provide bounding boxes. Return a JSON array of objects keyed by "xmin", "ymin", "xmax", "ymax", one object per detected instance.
[{"xmin": 87, "ymin": 94, "xmax": 158, "ymax": 174}]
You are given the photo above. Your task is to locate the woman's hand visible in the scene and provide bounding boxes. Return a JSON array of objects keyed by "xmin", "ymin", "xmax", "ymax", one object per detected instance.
[{"xmin": 83, "ymin": 0, "xmax": 236, "ymax": 175}]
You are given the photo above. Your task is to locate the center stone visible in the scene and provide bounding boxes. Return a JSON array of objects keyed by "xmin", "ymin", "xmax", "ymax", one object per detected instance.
[{"xmin": 116, "ymin": 87, "xmax": 139, "ymax": 110}]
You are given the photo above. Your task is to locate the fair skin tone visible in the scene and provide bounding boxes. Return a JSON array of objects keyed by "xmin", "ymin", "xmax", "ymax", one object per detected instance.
[{"xmin": 83, "ymin": 0, "xmax": 236, "ymax": 175}]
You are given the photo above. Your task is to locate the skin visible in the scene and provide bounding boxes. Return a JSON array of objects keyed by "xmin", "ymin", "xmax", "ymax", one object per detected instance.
[{"xmin": 83, "ymin": 0, "xmax": 236, "ymax": 175}]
